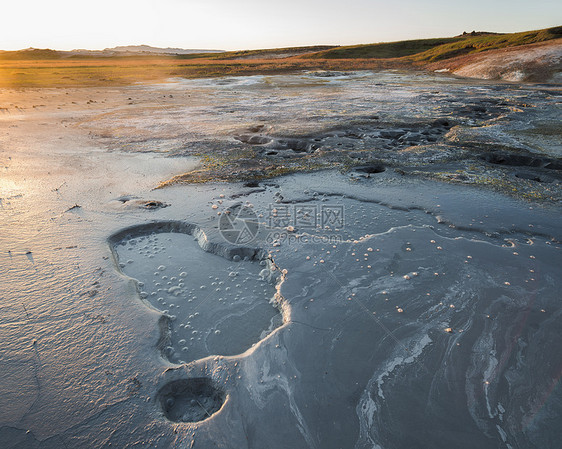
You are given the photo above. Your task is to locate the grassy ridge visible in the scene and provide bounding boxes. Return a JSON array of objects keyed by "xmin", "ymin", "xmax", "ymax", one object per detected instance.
[
  {"xmin": 304, "ymin": 26, "xmax": 562, "ymax": 60},
  {"xmin": 0, "ymin": 49, "xmax": 179, "ymax": 61},
  {"xmin": 412, "ymin": 26, "xmax": 562, "ymax": 62},
  {"xmin": 175, "ymin": 45, "xmax": 338, "ymax": 60},
  {"xmin": 0, "ymin": 49, "xmax": 66, "ymax": 60},
  {"xmin": 306, "ymin": 37, "xmax": 464, "ymax": 59},
  {"xmin": 0, "ymin": 46, "xmax": 338, "ymax": 61}
]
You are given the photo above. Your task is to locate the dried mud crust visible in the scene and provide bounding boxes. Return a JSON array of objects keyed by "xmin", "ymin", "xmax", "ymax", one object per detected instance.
[
  {"xmin": 158, "ymin": 117, "xmax": 456, "ymax": 186},
  {"xmin": 158, "ymin": 108, "xmax": 561, "ymax": 203},
  {"xmin": 108, "ymin": 196, "xmax": 170, "ymax": 210},
  {"xmin": 480, "ymin": 151, "xmax": 562, "ymax": 170}
]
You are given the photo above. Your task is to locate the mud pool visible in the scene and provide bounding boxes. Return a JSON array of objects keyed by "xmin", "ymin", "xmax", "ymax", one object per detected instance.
[
  {"xmin": 112, "ymin": 228, "xmax": 282, "ymax": 364},
  {"xmin": 0, "ymin": 71, "xmax": 561, "ymax": 448}
]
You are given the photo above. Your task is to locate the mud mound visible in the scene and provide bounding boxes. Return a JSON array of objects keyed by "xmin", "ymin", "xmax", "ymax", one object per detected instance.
[{"xmin": 428, "ymin": 39, "xmax": 562, "ymax": 83}]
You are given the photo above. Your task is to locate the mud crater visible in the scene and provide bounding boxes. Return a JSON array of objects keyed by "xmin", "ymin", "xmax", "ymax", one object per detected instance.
[
  {"xmin": 234, "ymin": 118, "xmax": 454, "ymax": 158},
  {"xmin": 480, "ymin": 150, "xmax": 562, "ymax": 184},
  {"xmin": 158, "ymin": 378, "xmax": 226, "ymax": 423},
  {"xmin": 109, "ymin": 221, "xmax": 285, "ymax": 364}
]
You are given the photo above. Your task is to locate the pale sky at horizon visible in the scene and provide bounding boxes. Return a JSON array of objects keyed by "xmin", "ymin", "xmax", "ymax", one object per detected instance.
[{"xmin": 3, "ymin": 0, "xmax": 561, "ymax": 51}]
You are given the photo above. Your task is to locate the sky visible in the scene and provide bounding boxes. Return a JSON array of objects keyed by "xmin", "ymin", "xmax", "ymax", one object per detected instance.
[{"xmin": 2, "ymin": 0, "xmax": 561, "ymax": 51}]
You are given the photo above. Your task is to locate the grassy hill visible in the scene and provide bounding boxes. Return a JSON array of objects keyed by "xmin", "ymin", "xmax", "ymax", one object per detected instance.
[
  {"xmin": 304, "ymin": 26, "xmax": 562, "ymax": 61},
  {"xmin": 0, "ymin": 46, "xmax": 337, "ymax": 61},
  {"xmin": 172, "ymin": 46, "xmax": 338, "ymax": 60},
  {"xmin": 0, "ymin": 48, "xmax": 65, "ymax": 60},
  {"xmin": 413, "ymin": 26, "xmax": 562, "ymax": 62},
  {"xmin": 306, "ymin": 37, "xmax": 464, "ymax": 59},
  {"xmin": 0, "ymin": 26, "xmax": 559, "ymax": 87}
]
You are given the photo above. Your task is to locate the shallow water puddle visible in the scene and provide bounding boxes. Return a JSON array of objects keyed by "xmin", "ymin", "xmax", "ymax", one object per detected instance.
[{"xmin": 112, "ymin": 230, "xmax": 281, "ymax": 364}]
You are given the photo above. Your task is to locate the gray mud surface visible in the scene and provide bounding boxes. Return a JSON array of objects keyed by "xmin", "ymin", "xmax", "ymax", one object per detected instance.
[
  {"xmin": 0, "ymin": 71, "xmax": 560, "ymax": 448},
  {"xmin": 110, "ymin": 72, "xmax": 562, "ymax": 202}
]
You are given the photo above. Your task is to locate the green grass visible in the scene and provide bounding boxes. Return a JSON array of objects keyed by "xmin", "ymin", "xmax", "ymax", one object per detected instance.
[
  {"xmin": 174, "ymin": 45, "xmax": 338, "ymax": 60},
  {"xmin": 304, "ymin": 26, "xmax": 562, "ymax": 61},
  {"xmin": 0, "ymin": 48, "xmax": 65, "ymax": 60},
  {"xmin": 306, "ymin": 37, "xmax": 464, "ymax": 59},
  {"xmin": 0, "ymin": 49, "xmax": 175, "ymax": 61},
  {"xmin": 412, "ymin": 26, "xmax": 562, "ymax": 62}
]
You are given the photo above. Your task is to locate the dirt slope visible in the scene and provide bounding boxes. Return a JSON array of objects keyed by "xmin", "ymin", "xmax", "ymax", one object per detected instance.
[{"xmin": 426, "ymin": 39, "xmax": 562, "ymax": 83}]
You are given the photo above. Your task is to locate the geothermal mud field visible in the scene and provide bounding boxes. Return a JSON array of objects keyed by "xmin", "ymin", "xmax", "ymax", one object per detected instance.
[{"xmin": 0, "ymin": 71, "xmax": 561, "ymax": 448}]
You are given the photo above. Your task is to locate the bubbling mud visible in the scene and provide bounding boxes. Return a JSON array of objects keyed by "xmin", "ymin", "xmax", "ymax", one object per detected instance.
[{"xmin": 110, "ymin": 222, "xmax": 285, "ymax": 364}]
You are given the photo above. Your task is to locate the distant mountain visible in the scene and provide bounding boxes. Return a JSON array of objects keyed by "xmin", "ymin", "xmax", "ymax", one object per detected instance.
[
  {"xmin": 106, "ymin": 45, "xmax": 224, "ymax": 55},
  {"xmin": 0, "ymin": 45, "xmax": 225, "ymax": 59},
  {"xmin": 66, "ymin": 45, "xmax": 225, "ymax": 57},
  {"xmin": 0, "ymin": 48, "xmax": 64, "ymax": 59}
]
